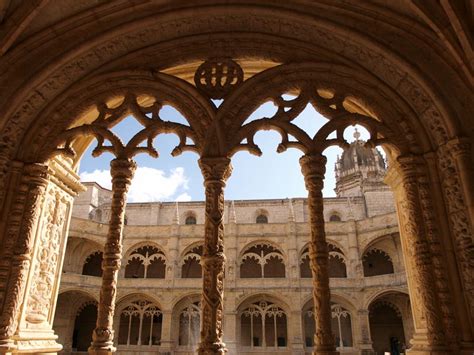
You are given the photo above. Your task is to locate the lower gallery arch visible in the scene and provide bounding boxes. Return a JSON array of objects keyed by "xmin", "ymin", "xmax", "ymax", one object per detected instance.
[
  {"xmin": 302, "ymin": 297, "xmax": 355, "ymax": 351},
  {"xmin": 237, "ymin": 294, "xmax": 289, "ymax": 352},
  {"xmin": 52, "ymin": 291, "xmax": 98, "ymax": 352},
  {"xmin": 115, "ymin": 294, "xmax": 163, "ymax": 350},
  {"xmin": 368, "ymin": 291, "xmax": 414, "ymax": 355},
  {"xmin": 171, "ymin": 294, "xmax": 202, "ymax": 351}
]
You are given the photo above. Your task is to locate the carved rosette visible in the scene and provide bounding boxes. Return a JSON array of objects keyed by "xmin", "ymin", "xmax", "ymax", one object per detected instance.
[
  {"xmin": 0, "ymin": 163, "xmax": 49, "ymax": 345},
  {"xmin": 437, "ymin": 141, "xmax": 474, "ymax": 320},
  {"xmin": 300, "ymin": 154, "xmax": 337, "ymax": 354},
  {"xmin": 397, "ymin": 156, "xmax": 446, "ymax": 348},
  {"xmin": 197, "ymin": 157, "xmax": 232, "ymax": 355},
  {"xmin": 89, "ymin": 158, "xmax": 136, "ymax": 354}
]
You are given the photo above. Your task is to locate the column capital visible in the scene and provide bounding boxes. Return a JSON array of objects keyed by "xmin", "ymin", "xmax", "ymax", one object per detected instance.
[
  {"xmin": 110, "ymin": 158, "xmax": 137, "ymax": 180},
  {"xmin": 444, "ymin": 137, "xmax": 471, "ymax": 157},
  {"xmin": 199, "ymin": 157, "xmax": 232, "ymax": 183},
  {"xmin": 300, "ymin": 153, "xmax": 326, "ymax": 193},
  {"xmin": 396, "ymin": 154, "xmax": 425, "ymax": 178}
]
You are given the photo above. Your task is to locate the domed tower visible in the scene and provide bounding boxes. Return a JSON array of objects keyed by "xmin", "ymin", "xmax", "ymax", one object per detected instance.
[{"xmin": 335, "ymin": 129, "xmax": 394, "ymax": 217}]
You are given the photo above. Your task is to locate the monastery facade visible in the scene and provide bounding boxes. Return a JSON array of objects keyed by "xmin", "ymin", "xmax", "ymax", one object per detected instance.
[{"xmin": 54, "ymin": 141, "xmax": 413, "ymax": 355}]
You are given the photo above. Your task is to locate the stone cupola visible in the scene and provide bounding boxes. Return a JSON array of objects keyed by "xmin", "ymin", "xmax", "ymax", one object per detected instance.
[{"xmin": 335, "ymin": 129, "xmax": 388, "ymax": 199}]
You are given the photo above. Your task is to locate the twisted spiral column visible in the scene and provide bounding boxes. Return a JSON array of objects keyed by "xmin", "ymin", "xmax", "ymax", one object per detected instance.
[
  {"xmin": 89, "ymin": 158, "xmax": 136, "ymax": 355},
  {"xmin": 197, "ymin": 157, "xmax": 232, "ymax": 355},
  {"xmin": 300, "ymin": 154, "xmax": 338, "ymax": 355}
]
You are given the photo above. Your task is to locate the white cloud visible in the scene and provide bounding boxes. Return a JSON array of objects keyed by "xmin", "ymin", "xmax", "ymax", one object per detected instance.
[
  {"xmin": 175, "ymin": 192, "xmax": 192, "ymax": 202},
  {"xmin": 80, "ymin": 166, "xmax": 190, "ymax": 202}
]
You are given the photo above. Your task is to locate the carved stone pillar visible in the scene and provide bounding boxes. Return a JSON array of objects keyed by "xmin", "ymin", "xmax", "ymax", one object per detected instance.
[
  {"xmin": 438, "ymin": 140, "xmax": 474, "ymax": 326},
  {"xmin": 0, "ymin": 163, "xmax": 50, "ymax": 352},
  {"xmin": 89, "ymin": 158, "xmax": 136, "ymax": 355},
  {"xmin": 159, "ymin": 310, "xmax": 174, "ymax": 352},
  {"xmin": 389, "ymin": 155, "xmax": 449, "ymax": 354},
  {"xmin": 299, "ymin": 153, "xmax": 338, "ymax": 355},
  {"xmin": 197, "ymin": 157, "xmax": 232, "ymax": 355},
  {"xmin": 356, "ymin": 309, "xmax": 374, "ymax": 355},
  {"xmin": 0, "ymin": 158, "xmax": 83, "ymax": 354}
]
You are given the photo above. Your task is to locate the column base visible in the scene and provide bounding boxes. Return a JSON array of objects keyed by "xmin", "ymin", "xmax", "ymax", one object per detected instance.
[
  {"xmin": 88, "ymin": 345, "xmax": 116, "ymax": 355},
  {"xmin": 197, "ymin": 341, "xmax": 227, "ymax": 354},
  {"xmin": 407, "ymin": 332, "xmax": 452, "ymax": 355},
  {"xmin": 0, "ymin": 329, "xmax": 62, "ymax": 354}
]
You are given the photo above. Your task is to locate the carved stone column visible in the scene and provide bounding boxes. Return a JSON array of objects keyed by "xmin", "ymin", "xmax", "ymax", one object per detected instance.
[
  {"xmin": 438, "ymin": 140, "xmax": 474, "ymax": 326},
  {"xmin": 0, "ymin": 158, "xmax": 83, "ymax": 354},
  {"xmin": 89, "ymin": 158, "xmax": 136, "ymax": 355},
  {"xmin": 299, "ymin": 153, "xmax": 338, "ymax": 355},
  {"xmin": 392, "ymin": 155, "xmax": 449, "ymax": 354},
  {"xmin": 197, "ymin": 157, "xmax": 232, "ymax": 355},
  {"xmin": 356, "ymin": 309, "xmax": 374, "ymax": 355},
  {"xmin": 0, "ymin": 163, "xmax": 50, "ymax": 351}
]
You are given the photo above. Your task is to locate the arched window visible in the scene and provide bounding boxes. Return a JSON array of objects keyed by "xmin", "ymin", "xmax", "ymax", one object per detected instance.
[
  {"xmin": 240, "ymin": 243, "xmax": 285, "ymax": 278},
  {"xmin": 328, "ymin": 243, "xmax": 347, "ymax": 278},
  {"xmin": 118, "ymin": 300, "xmax": 162, "ymax": 346},
  {"xmin": 185, "ymin": 215, "xmax": 197, "ymax": 225},
  {"xmin": 178, "ymin": 301, "xmax": 201, "ymax": 347},
  {"xmin": 72, "ymin": 302, "xmax": 97, "ymax": 351},
  {"xmin": 241, "ymin": 300, "xmax": 287, "ymax": 348},
  {"xmin": 82, "ymin": 251, "xmax": 103, "ymax": 277},
  {"xmin": 329, "ymin": 214, "xmax": 341, "ymax": 222},
  {"xmin": 300, "ymin": 244, "xmax": 346, "ymax": 278},
  {"xmin": 256, "ymin": 214, "xmax": 268, "ymax": 224},
  {"xmin": 303, "ymin": 302, "xmax": 353, "ymax": 348},
  {"xmin": 125, "ymin": 245, "xmax": 166, "ymax": 279},
  {"xmin": 181, "ymin": 245, "xmax": 203, "ymax": 278},
  {"xmin": 363, "ymin": 248, "xmax": 394, "ymax": 276}
]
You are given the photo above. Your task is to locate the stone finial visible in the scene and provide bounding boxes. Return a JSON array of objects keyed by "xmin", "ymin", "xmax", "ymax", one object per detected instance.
[
  {"xmin": 229, "ymin": 200, "xmax": 237, "ymax": 224},
  {"xmin": 288, "ymin": 198, "xmax": 295, "ymax": 222},
  {"xmin": 353, "ymin": 127, "xmax": 361, "ymax": 141},
  {"xmin": 173, "ymin": 201, "xmax": 179, "ymax": 225}
]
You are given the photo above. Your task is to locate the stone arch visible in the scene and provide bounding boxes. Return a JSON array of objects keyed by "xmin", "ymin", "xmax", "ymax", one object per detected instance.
[
  {"xmin": 82, "ymin": 250, "xmax": 103, "ymax": 277},
  {"xmin": 328, "ymin": 211, "xmax": 342, "ymax": 222},
  {"xmin": 368, "ymin": 291, "xmax": 414, "ymax": 354},
  {"xmin": 362, "ymin": 233, "xmax": 402, "ymax": 274},
  {"xmin": 180, "ymin": 242, "xmax": 203, "ymax": 279},
  {"xmin": 302, "ymin": 294, "xmax": 356, "ymax": 349},
  {"xmin": 239, "ymin": 240, "xmax": 286, "ymax": 278},
  {"xmin": 300, "ymin": 241, "xmax": 347, "ymax": 278},
  {"xmin": 171, "ymin": 294, "xmax": 201, "ymax": 348},
  {"xmin": 124, "ymin": 243, "xmax": 167, "ymax": 279},
  {"xmin": 115, "ymin": 293, "xmax": 163, "ymax": 347},
  {"xmin": 363, "ymin": 249, "xmax": 395, "ymax": 277},
  {"xmin": 53, "ymin": 290, "xmax": 98, "ymax": 352},
  {"xmin": 62, "ymin": 236, "xmax": 103, "ymax": 274},
  {"xmin": 237, "ymin": 293, "xmax": 290, "ymax": 349},
  {"xmin": 255, "ymin": 209, "xmax": 269, "ymax": 224},
  {"xmin": 184, "ymin": 211, "xmax": 197, "ymax": 225}
]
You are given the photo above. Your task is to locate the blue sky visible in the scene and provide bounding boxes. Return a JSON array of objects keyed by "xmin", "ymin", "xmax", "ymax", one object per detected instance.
[{"xmin": 78, "ymin": 102, "xmax": 371, "ymax": 202}]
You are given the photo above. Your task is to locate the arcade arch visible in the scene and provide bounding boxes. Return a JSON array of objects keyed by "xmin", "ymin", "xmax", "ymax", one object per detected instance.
[{"xmin": 240, "ymin": 242, "xmax": 286, "ymax": 278}]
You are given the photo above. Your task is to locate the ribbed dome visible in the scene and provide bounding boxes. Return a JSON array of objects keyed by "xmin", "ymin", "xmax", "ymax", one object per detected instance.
[{"xmin": 339, "ymin": 140, "xmax": 385, "ymax": 173}]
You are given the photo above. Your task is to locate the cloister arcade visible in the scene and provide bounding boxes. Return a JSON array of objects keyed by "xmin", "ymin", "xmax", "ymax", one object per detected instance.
[{"xmin": 0, "ymin": 2, "xmax": 473, "ymax": 355}]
